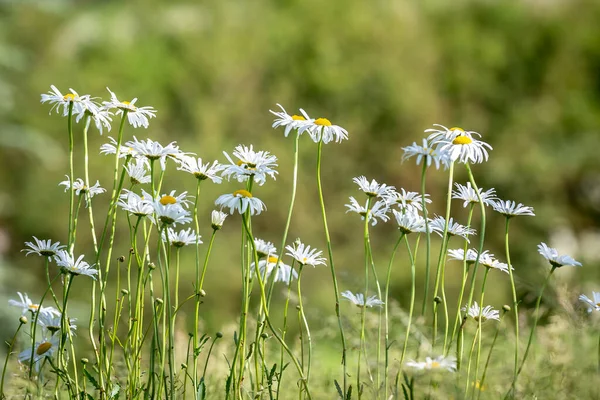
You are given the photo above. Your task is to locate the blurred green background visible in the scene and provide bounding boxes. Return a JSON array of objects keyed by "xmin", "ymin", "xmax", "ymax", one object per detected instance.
[{"xmin": 1, "ymin": 0, "xmax": 600, "ymax": 368}]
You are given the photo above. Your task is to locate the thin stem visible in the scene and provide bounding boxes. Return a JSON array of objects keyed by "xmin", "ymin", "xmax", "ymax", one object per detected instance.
[
  {"xmin": 477, "ymin": 310, "xmax": 507, "ymax": 400},
  {"xmin": 399, "ymin": 235, "xmax": 416, "ymax": 366},
  {"xmin": 420, "ymin": 161, "xmax": 431, "ymax": 316},
  {"xmin": 192, "ymin": 179, "xmax": 202, "ymax": 391},
  {"xmin": 358, "ymin": 197, "xmax": 373, "ymax": 398},
  {"xmin": 297, "ymin": 264, "xmax": 312, "ymax": 387},
  {"xmin": 1, "ymin": 319, "xmax": 25, "ymax": 397},
  {"xmin": 504, "ymin": 217, "xmax": 520, "ymax": 386}
]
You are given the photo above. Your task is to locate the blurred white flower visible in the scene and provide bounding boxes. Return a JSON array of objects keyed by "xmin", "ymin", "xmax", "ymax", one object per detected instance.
[
  {"xmin": 59, "ymin": 176, "xmax": 105, "ymax": 207},
  {"xmin": 392, "ymin": 209, "xmax": 427, "ymax": 234},
  {"xmin": 537, "ymin": 242, "xmax": 582, "ymax": 268},
  {"xmin": 462, "ymin": 302, "xmax": 500, "ymax": 322},
  {"xmin": 387, "ymin": 189, "xmax": 431, "ymax": 213},
  {"xmin": 252, "ymin": 256, "xmax": 297, "ymax": 284},
  {"xmin": 341, "ymin": 291, "xmax": 384, "ymax": 308},
  {"xmin": 579, "ymin": 291, "xmax": 600, "ymax": 313},
  {"xmin": 9, "ymin": 292, "xmax": 60, "ymax": 317},
  {"xmin": 18, "ymin": 336, "xmax": 60, "ymax": 371},
  {"xmin": 125, "ymin": 159, "xmax": 151, "ymax": 185},
  {"xmin": 40, "ymin": 85, "xmax": 94, "ymax": 116},
  {"xmin": 405, "ymin": 355, "xmax": 457, "ymax": 372},
  {"xmin": 125, "ymin": 137, "xmax": 183, "ymax": 170},
  {"xmin": 402, "ymin": 138, "xmax": 451, "ymax": 170},
  {"xmin": 36, "ymin": 312, "xmax": 77, "ymax": 338},
  {"xmin": 429, "ymin": 216, "xmax": 476, "ymax": 242},
  {"xmin": 270, "ymin": 104, "xmax": 313, "ymax": 137},
  {"xmin": 162, "ymin": 227, "xmax": 201, "ymax": 247},
  {"xmin": 118, "ymin": 190, "xmax": 154, "ymax": 217},
  {"xmin": 491, "ymin": 199, "xmax": 535, "ymax": 217},
  {"xmin": 302, "ymin": 115, "xmax": 348, "ymax": 144}
]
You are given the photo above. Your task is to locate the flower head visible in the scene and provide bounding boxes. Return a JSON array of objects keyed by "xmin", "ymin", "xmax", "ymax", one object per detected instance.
[
  {"xmin": 392, "ymin": 209, "xmax": 428, "ymax": 234},
  {"xmin": 388, "ymin": 189, "xmax": 431, "ymax": 213},
  {"xmin": 491, "ymin": 199, "xmax": 535, "ymax": 217},
  {"xmin": 18, "ymin": 336, "xmax": 60, "ymax": 371},
  {"xmin": 162, "ymin": 227, "xmax": 201, "ymax": 247},
  {"xmin": 462, "ymin": 302, "xmax": 500, "ymax": 323},
  {"xmin": 22, "ymin": 237, "xmax": 65, "ymax": 258},
  {"xmin": 285, "ymin": 241, "xmax": 326, "ymax": 267},
  {"xmin": 405, "ymin": 355, "xmax": 457, "ymax": 372},
  {"xmin": 125, "ymin": 137, "xmax": 183, "ymax": 170},
  {"xmin": 54, "ymin": 250, "xmax": 98, "ymax": 279},
  {"xmin": 341, "ymin": 291, "xmax": 384, "ymax": 308},
  {"xmin": 537, "ymin": 242, "xmax": 582, "ymax": 268},
  {"xmin": 345, "ymin": 197, "xmax": 390, "ymax": 226},
  {"xmin": 125, "ymin": 159, "xmax": 151, "ymax": 185},
  {"xmin": 452, "ymin": 183, "xmax": 497, "ymax": 208},
  {"xmin": 352, "ymin": 176, "xmax": 396, "ymax": 199},
  {"xmin": 429, "ymin": 216, "xmax": 476, "ymax": 242},
  {"xmin": 9, "ymin": 292, "xmax": 60, "ymax": 317},
  {"xmin": 448, "ymin": 248, "xmax": 489, "ymax": 264},
  {"xmin": 151, "ymin": 195, "xmax": 192, "ymax": 226},
  {"xmin": 75, "ymin": 102, "xmax": 113, "ymax": 135},
  {"xmin": 118, "ymin": 190, "xmax": 154, "ymax": 217},
  {"xmin": 429, "ymin": 126, "xmax": 492, "ymax": 164},
  {"xmin": 270, "ymin": 104, "xmax": 312, "ymax": 137},
  {"xmin": 221, "ymin": 145, "xmax": 278, "ymax": 186},
  {"xmin": 177, "ymin": 155, "xmax": 223, "ymax": 183},
  {"xmin": 254, "ymin": 238, "xmax": 277, "ymax": 258},
  {"xmin": 103, "ymin": 88, "xmax": 157, "ymax": 128},
  {"xmin": 215, "ymin": 190, "xmax": 266, "ymax": 216},
  {"xmin": 100, "ymin": 136, "xmax": 139, "ymax": 158},
  {"xmin": 59, "ymin": 176, "xmax": 105, "ymax": 206},
  {"xmin": 479, "ymin": 253, "xmax": 511, "ymax": 274},
  {"xmin": 579, "ymin": 292, "xmax": 600, "ymax": 313},
  {"xmin": 402, "ymin": 138, "xmax": 451, "ymax": 170},
  {"xmin": 36, "ymin": 312, "xmax": 77, "ymax": 338},
  {"xmin": 40, "ymin": 85, "xmax": 94, "ymax": 116},
  {"xmin": 302, "ymin": 114, "xmax": 348, "ymax": 144},
  {"xmin": 211, "ymin": 210, "xmax": 228, "ymax": 230},
  {"xmin": 252, "ymin": 255, "xmax": 297, "ymax": 284}
]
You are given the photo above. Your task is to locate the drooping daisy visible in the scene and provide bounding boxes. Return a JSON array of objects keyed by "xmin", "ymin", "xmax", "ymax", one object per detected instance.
[
  {"xmin": 345, "ymin": 197, "xmax": 390, "ymax": 226},
  {"xmin": 117, "ymin": 190, "xmax": 154, "ymax": 217},
  {"xmin": 429, "ymin": 216, "xmax": 476, "ymax": 242},
  {"xmin": 392, "ymin": 209, "xmax": 427, "ymax": 234},
  {"xmin": 22, "ymin": 237, "xmax": 65, "ymax": 258},
  {"xmin": 215, "ymin": 190, "xmax": 266, "ymax": 216},
  {"xmin": 405, "ymin": 355, "xmax": 457, "ymax": 372},
  {"xmin": 36, "ymin": 312, "xmax": 77, "ymax": 338},
  {"xmin": 579, "ymin": 291, "xmax": 600, "ymax": 313},
  {"xmin": 58, "ymin": 177, "xmax": 105, "ymax": 206},
  {"xmin": 103, "ymin": 88, "xmax": 157, "ymax": 128},
  {"xmin": 18, "ymin": 336, "xmax": 60, "ymax": 372},
  {"xmin": 479, "ymin": 253, "xmax": 511, "ymax": 274},
  {"xmin": 100, "ymin": 136, "xmax": 139, "ymax": 159},
  {"xmin": 73, "ymin": 101, "xmax": 113, "ymax": 135},
  {"xmin": 125, "ymin": 137, "xmax": 183, "ymax": 170},
  {"xmin": 462, "ymin": 302, "xmax": 500, "ymax": 322},
  {"xmin": 162, "ymin": 227, "xmax": 201, "ymax": 247},
  {"xmin": 254, "ymin": 238, "xmax": 277, "ymax": 258},
  {"xmin": 221, "ymin": 145, "xmax": 278, "ymax": 186},
  {"xmin": 285, "ymin": 241, "xmax": 327, "ymax": 267},
  {"xmin": 352, "ymin": 176, "xmax": 396, "ymax": 199},
  {"xmin": 452, "ymin": 183, "xmax": 497, "ymax": 208},
  {"xmin": 9, "ymin": 292, "xmax": 60, "ymax": 317},
  {"xmin": 491, "ymin": 199, "xmax": 535, "ymax": 217},
  {"xmin": 125, "ymin": 159, "xmax": 151, "ymax": 185},
  {"xmin": 537, "ymin": 242, "xmax": 582, "ymax": 268},
  {"xmin": 54, "ymin": 250, "xmax": 98, "ymax": 279},
  {"xmin": 402, "ymin": 138, "xmax": 451, "ymax": 170},
  {"xmin": 40, "ymin": 85, "xmax": 94, "ymax": 116},
  {"xmin": 253, "ymin": 255, "xmax": 298, "ymax": 284},
  {"xmin": 211, "ymin": 210, "xmax": 228, "ymax": 230},
  {"xmin": 177, "ymin": 155, "xmax": 223, "ymax": 183},
  {"xmin": 447, "ymin": 248, "xmax": 490, "ymax": 264},
  {"xmin": 387, "ymin": 189, "xmax": 431, "ymax": 214},
  {"xmin": 341, "ymin": 291, "xmax": 384, "ymax": 308},
  {"xmin": 270, "ymin": 104, "xmax": 313, "ymax": 137},
  {"xmin": 303, "ymin": 114, "xmax": 348, "ymax": 144}
]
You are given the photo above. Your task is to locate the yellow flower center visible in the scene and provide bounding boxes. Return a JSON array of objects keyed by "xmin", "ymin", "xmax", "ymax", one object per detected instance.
[
  {"xmin": 159, "ymin": 195, "xmax": 177, "ymax": 205},
  {"xmin": 121, "ymin": 101, "xmax": 137, "ymax": 110},
  {"xmin": 314, "ymin": 118, "xmax": 332, "ymax": 126},
  {"xmin": 267, "ymin": 256, "xmax": 278, "ymax": 263},
  {"xmin": 431, "ymin": 361, "xmax": 440, "ymax": 368},
  {"xmin": 233, "ymin": 189, "xmax": 252, "ymax": 198},
  {"xmin": 596, "ymin": 302, "xmax": 600, "ymax": 307},
  {"xmin": 450, "ymin": 127, "xmax": 464, "ymax": 132},
  {"xmin": 30, "ymin": 304, "xmax": 40, "ymax": 310},
  {"xmin": 63, "ymin": 93, "xmax": 76, "ymax": 102},
  {"xmin": 452, "ymin": 135, "xmax": 473, "ymax": 145},
  {"xmin": 292, "ymin": 115, "xmax": 305, "ymax": 121},
  {"xmin": 302, "ymin": 257, "xmax": 308, "ymax": 264},
  {"xmin": 36, "ymin": 341, "xmax": 53, "ymax": 355}
]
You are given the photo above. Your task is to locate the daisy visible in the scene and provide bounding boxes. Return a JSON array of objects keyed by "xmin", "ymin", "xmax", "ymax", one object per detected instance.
[
  {"xmin": 211, "ymin": 210, "xmax": 228, "ymax": 230},
  {"xmin": 433, "ymin": 130, "xmax": 492, "ymax": 164},
  {"xmin": 103, "ymin": 88, "xmax": 157, "ymax": 128},
  {"xmin": 40, "ymin": 85, "xmax": 93, "ymax": 116},
  {"xmin": 59, "ymin": 177, "xmax": 105, "ymax": 206},
  {"xmin": 479, "ymin": 253, "xmax": 511, "ymax": 274},
  {"xmin": 452, "ymin": 183, "xmax": 497, "ymax": 208},
  {"xmin": 117, "ymin": 190, "xmax": 154, "ymax": 217},
  {"xmin": 270, "ymin": 104, "xmax": 313, "ymax": 137},
  {"xmin": 177, "ymin": 155, "xmax": 223, "ymax": 183},
  {"xmin": 75, "ymin": 102, "xmax": 113, "ymax": 135},
  {"xmin": 162, "ymin": 227, "xmax": 201, "ymax": 247},
  {"xmin": 100, "ymin": 136, "xmax": 140, "ymax": 159},
  {"xmin": 9, "ymin": 292, "xmax": 60, "ymax": 317},
  {"xmin": 392, "ymin": 209, "xmax": 427, "ymax": 234},
  {"xmin": 491, "ymin": 199, "xmax": 535, "ymax": 217},
  {"xmin": 341, "ymin": 291, "xmax": 384, "ymax": 308},
  {"xmin": 579, "ymin": 291, "xmax": 600, "ymax": 313},
  {"xmin": 125, "ymin": 159, "xmax": 151, "ymax": 185},
  {"xmin": 462, "ymin": 302, "xmax": 500, "ymax": 322},
  {"xmin": 345, "ymin": 197, "xmax": 390, "ymax": 226},
  {"xmin": 18, "ymin": 336, "xmax": 60, "ymax": 372},
  {"xmin": 429, "ymin": 216, "xmax": 476, "ymax": 242},
  {"xmin": 402, "ymin": 138, "xmax": 451, "ymax": 170},
  {"xmin": 215, "ymin": 190, "xmax": 266, "ymax": 216},
  {"xmin": 152, "ymin": 190, "xmax": 192, "ymax": 209},
  {"xmin": 36, "ymin": 312, "xmax": 77, "ymax": 338},
  {"xmin": 221, "ymin": 145, "xmax": 278, "ymax": 186},
  {"xmin": 254, "ymin": 238, "xmax": 277, "ymax": 258},
  {"xmin": 125, "ymin": 137, "xmax": 183, "ymax": 170},
  {"xmin": 304, "ymin": 115, "xmax": 348, "ymax": 144},
  {"xmin": 537, "ymin": 242, "xmax": 582, "ymax": 268},
  {"xmin": 22, "ymin": 237, "xmax": 65, "ymax": 258},
  {"xmin": 352, "ymin": 176, "xmax": 396, "ymax": 199},
  {"xmin": 387, "ymin": 189, "xmax": 431, "ymax": 214},
  {"xmin": 447, "ymin": 248, "xmax": 490, "ymax": 264},
  {"xmin": 405, "ymin": 355, "xmax": 457, "ymax": 372},
  {"xmin": 151, "ymin": 200, "xmax": 192, "ymax": 226},
  {"xmin": 285, "ymin": 241, "xmax": 326, "ymax": 267},
  {"xmin": 253, "ymin": 256, "xmax": 298, "ymax": 284},
  {"xmin": 425, "ymin": 124, "xmax": 481, "ymax": 142},
  {"xmin": 54, "ymin": 250, "xmax": 98, "ymax": 279}
]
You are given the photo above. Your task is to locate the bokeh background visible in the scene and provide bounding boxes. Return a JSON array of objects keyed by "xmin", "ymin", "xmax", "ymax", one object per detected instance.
[{"xmin": 1, "ymin": 0, "xmax": 600, "ymax": 391}]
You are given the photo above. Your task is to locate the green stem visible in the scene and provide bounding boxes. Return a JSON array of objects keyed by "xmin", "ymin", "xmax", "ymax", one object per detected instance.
[
  {"xmin": 420, "ymin": 161, "xmax": 431, "ymax": 316},
  {"xmin": 399, "ymin": 235, "xmax": 416, "ymax": 366},
  {"xmin": 297, "ymin": 264, "xmax": 312, "ymax": 388},
  {"xmin": 1, "ymin": 319, "xmax": 25, "ymax": 397},
  {"xmin": 504, "ymin": 217, "xmax": 520, "ymax": 386},
  {"xmin": 477, "ymin": 309, "xmax": 507, "ymax": 400},
  {"xmin": 192, "ymin": 179, "xmax": 202, "ymax": 391},
  {"xmin": 358, "ymin": 197, "xmax": 373, "ymax": 398}
]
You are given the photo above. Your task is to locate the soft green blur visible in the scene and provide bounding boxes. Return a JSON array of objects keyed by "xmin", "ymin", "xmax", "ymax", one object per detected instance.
[{"xmin": 1, "ymin": 0, "xmax": 600, "ymax": 389}]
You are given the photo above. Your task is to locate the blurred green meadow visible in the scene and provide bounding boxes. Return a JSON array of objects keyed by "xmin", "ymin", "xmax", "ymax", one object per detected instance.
[{"xmin": 1, "ymin": 0, "xmax": 600, "ymax": 398}]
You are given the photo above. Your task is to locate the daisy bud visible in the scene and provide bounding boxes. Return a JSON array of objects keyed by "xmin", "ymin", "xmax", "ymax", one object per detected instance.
[
  {"xmin": 434, "ymin": 296, "xmax": 442, "ymax": 305},
  {"xmin": 181, "ymin": 363, "xmax": 188, "ymax": 369},
  {"xmin": 117, "ymin": 256, "xmax": 125, "ymax": 263},
  {"xmin": 121, "ymin": 289, "xmax": 129, "ymax": 296},
  {"xmin": 199, "ymin": 289, "xmax": 206, "ymax": 297},
  {"xmin": 81, "ymin": 358, "xmax": 89, "ymax": 365},
  {"xmin": 502, "ymin": 305, "xmax": 511, "ymax": 312},
  {"xmin": 19, "ymin": 316, "xmax": 28, "ymax": 324},
  {"xmin": 216, "ymin": 332, "xmax": 224, "ymax": 339},
  {"xmin": 261, "ymin": 333, "xmax": 269, "ymax": 339},
  {"xmin": 296, "ymin": 305, "xmax": 301, "ymax": 311},
  {"xmin": 155, "ymin": 298, "xmax": 163, "ymax": 305},
  {"xmin": 148, "ymin": 262, "xmax": 156, "ymax": 270}
]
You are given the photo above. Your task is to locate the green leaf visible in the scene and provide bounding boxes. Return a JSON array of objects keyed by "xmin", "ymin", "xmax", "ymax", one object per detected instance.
[
  {"xmin": 83, "ymin": 369, "xmax": 100, "ymax": 391},
  {"xmin": 334, "ymin": 380, "xmax": 343, "ymax": 399}
]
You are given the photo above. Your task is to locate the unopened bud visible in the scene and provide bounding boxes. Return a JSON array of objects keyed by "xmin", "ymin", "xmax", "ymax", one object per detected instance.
[
  {"xmin": 81, "ymin": 358, "xmax": 89, "ymax": 365},
  {"xmin": 19, "ymin": 316, "xmax": 28, "ymax": 325},
  {"xmin": 296, "ymin": 305, "xmax": 301, "ymax": 311},
  {"xmin": 216, "ymin": 332, "xmax": 223, "ymax": 339},
  {"xmin": 502, "ymin": 305, "xmax": 511, "ymax": 312},
  {"xmin": 181, "ymin": 363, "xmax": 187, "ymax": 369},
  {"xmin": 434, "ymin": 296, "xmax": 442, "ymax": 304},
  {"xmin": 199, "ymin": 289, "xmax": 206, "ymax": 297},
  {"xmin": 117, "ymin": 256, "xmax": 125, "ymax": 263},
  {"xmin": 155, "ymin": 298, "xmax": 163, "ymax": 305},
  {"xmin": 148, "ymin": 262, "xmax": 156, "ymax": 270},
  {"xmin": 260, "ymin": 333, "xmax": 269, "ymax": 339}
]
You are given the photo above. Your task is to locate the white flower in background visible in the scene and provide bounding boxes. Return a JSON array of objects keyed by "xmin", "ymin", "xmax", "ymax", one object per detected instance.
[
  {"xmin": 452, "ymin": 183, "xmax": 497, "ymax": 208},
  {"xmin": 491, "ymin": 199, "xmax": 535, "ymax": 217},
  {"xmin": 433, "ymin": 129, "xmax": 492, "ymax": 164},
  {"xmin": 40, "ymin": 85, "xmax": 94, "ymax": 116},
  {"xmin": 75, "ymin": 102, "xmax": 113, "ymax": 135},
  {"xmin": 103, "ymin": 88, "xmax": 157, "ymax": 128},
  {"xmin": 285, "ymin": 241, "xmax": 326, "ymax": 267},
  {"xmin": 425, "ymin": 124, "xmax": 480, "ymax": 142},
  {"xmin": 36, "ymin": 312, "xmax": 77, "ymax": 338},
  {"xmin": 125, "ymin": 159, "xmax": 151, "ymax": 185},
  {"xmin": 303, "ymin": 115, "xmax": 348, "ymax": 144},
  {"xmin": 211, "ymin": 210, "xmax": 228, "ymax": 230},
  {"xmin": 345, "ymin": 197, "xmax": 390, "ymax": 226},
  {"xmin": 479, "ymin": 253, "xmax": 511, "ymax": 274},
  {"xmin": 270, "ymin": 104, "xmax": 313, "ymax": 137},
  {"xmin": 222, "ymin": 145, "xmax": 278, "ymax": 186},
  {"xmin": 252, "ymin": 255, "xmax": 297, "ymax": 284},
  {"xmin": 59, "ymin": 177, "xmax": 105, "ymax": 207},
  {"xmin": 162, "ymin": 227, "xmax": 201, "ymax": 247},
  {"xmin": 18, "ymin": 336, "xmax": 60, "ymax": 371},
  {"xmin": 462, "ymin": 302, "xmax": 500, "ymax": 322},
  {"xmin": 22, "ymin": 237, "xmax": 65, "ymax": 258},
  {"xmin": 177, "ymin": 155, "xmax": 223, "ymax": 183},
  {"xmin": 215, "ymin": 190, "xmax": 266, "ymax": 216},
  {"xmin": 9, "ymin": 292, "xmax": 60, "ymax": 317},
  {"xmin": 125, "ymin": 137, "xmax": 183, "ymax": 170},
  {"xmin": 392, "ymin": 209, "xmax": 427, "ymax": 234},
  {"xmin": 402, "ymin": 138, "xmax": 451, "ymax": 170},
  {"xmin": 447, "ymin": 248, "xmax": 490, "ymax": 264},
  {"xmin": 118, "ymin": 190, "xmax": 154, "ymax": 217},
  {"xmin": 100, "ymin": 136, "xmax": 140, "ymax": 158},
  {"xmin": 579, "ymin": 291, "xmax": 600, "ymax": 313},
  {"xmin": 537, "ymin": 242, "xmax": 582, "ymax": 268},
  {"xmin": 151, "ymin": 195, "xmax": 192, "ymax": 226},
  {"xmin": 429, "ymin": 216, "xmax": 476, "ymax": 242},
  {"xmin": 352, "ymin": 176, "xmax": 396, "ymax": 199},
  {"xmin": 405, "ymin": 355, "xmax": 457, "ymax": 372},
  {"xmin": 388, "ymin": 189, "xmax": 431, "ymax": 213},
  {"xmin": 54, "ymin": 250, "xmax": 98, "ymax": 279},
  {"xmin": 341, "ymin": 291, "xmax": 384, "ymax": 308},
  {"xmin": 254, "ymin": 238, "xmax": 277, "ymax": 258}
]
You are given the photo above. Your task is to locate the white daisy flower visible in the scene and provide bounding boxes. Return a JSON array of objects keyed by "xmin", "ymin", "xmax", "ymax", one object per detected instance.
[
  {"xmin": 430, "ymin": 216, "xmax": 476, "ymax": 242},
  {"xmin": 54, "ymin": 250, "xmax": 98, "ymax": 279},
  {"xmin": 125, "ymin": 159, "xmax": 151, "ymax": 185},
  {"xmin": 100, "ymin": 136, "xmax": 139, "ymax": 158},
  {"xmin": 254, "ymin": 238, "xmax": 277, "ymax": 258},
  {"xmin": 579, "ymin": 291, "xmax": 600, "ymax": 313},
  {"xmin": 36, "ymin": 312, "xmax": 77, "ymax": 338},
  {"xmin": 252, "ymin": 255, "xmax": 297, "ymax": 284},
  {"xmin": 118, "ymin": 190, "xmax": 154, "ymax": 217},
  {"xmin": 9, "ymin": 292, "xmax": 60, "ymax": 317},
  {"xmin": 162, "ymin": 227, "xmax": 201, "ymax": 247},
  {"xmin": 304, "ymin": 115, "xmax": 348, "ymax": 144},
  {"xmin": 392, "ymin": 209, "xmax": 428, "ymax": 234},
  {"xmin": 479, "ymin": 253, "xmax": 511, "ymax": 274},
  {"xmin": 345, "ymin": 197, "xmax": 390, "ymax": 226},
  {"xmin": 491, "ymin": 199, "xmax": 535, "ymax": 217},
  {"xmin": 125, "ymin": 137, "xmax": 183, "ymax": 170},
  {"xmin": 352, "ymin": 176, "xmax": 396, "ymax": 199},
  {"xmin": 433, "ymin": 129, "xmax": 492, "ymax": 164},
  {"xmin": 462, "ymin": 302, "xmax": 500, "ymax": 322},
  {"xmin": 425, "ymin": 124, "xmax": 481, "ymax": 142},
  {"xmin": 150, "ymin": 190, "xmax": 192, "ymax": 209},
  {"xmin": 537, "ymin": 242, "xmax": 582, "ymax": 268},
  {"xmin": 40, "ymin": 85, "xmax": 93, "ymax": 116},
  {"xmin": 75, "ymin": 102, "xmax": 113, "ymax": 135},
  {"xmin": 221, "ymin": 145, "xmax": 278, "ymax": 186},
  {"xmin": 151, "ymin": 197, "xmax": 192, "ymax": 226},
  {"xmin": 285, "ymin": 241, "xmax": 326, "ymax": 267},
  {"xmin": 22, "ymin": 237, "xmax": 65, "ymax": 258},
  {"xmin": 387, "ymin": 189, "xmax": 431, "ymax": 214},
  {"xmin": 103, "ymin": 88, "xmax": 157, "ymax": 128},
  {"xmin": 215, "ymin": 190, "xmax": 266, "ymax": 216},
  {"xmin": 447, "ymin": 248, "xmax": 489, "ymax": 264},
  {"xmin": 18, "ymin": 336, "xmax": 60, "ymax": 372},
  {"xmin": 211, "ymin": 210, "xmax": 228, "ymax": 230},
  {"xmin": 59, "ymin": 176, "xmax": 105, "ymax": 207},
  {"xmin": 341, "ymin": 291, "xmax": 384, "ymax": 308},
  {"xmin": 177, "ymin": 155, "xmax": 223, "ymax": 183},
  {"xmin": 270, "ymin": 104, "xmax": 313, "ymax": 137},
  {"xmin": 402, "ymin": 138, "xmax": 451, "ymax": 170},
  {"xmin": 406, "ymin": 355, "xmax": 457, "ymax": 372},
  {"xmin": 452, "ymin": 183, "xmax": 497, "ymax": 208}
]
